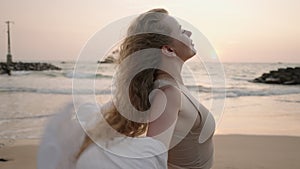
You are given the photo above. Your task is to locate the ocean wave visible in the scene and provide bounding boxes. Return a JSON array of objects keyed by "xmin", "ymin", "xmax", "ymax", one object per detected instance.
[
  {"xmin": 185, "ymin": 85, "xmax": 300, "ymax": 99},
  {"xmin": 230, "ymin": 77, "xmax": 251, "ymax": 81},
  {"xmin": 0, "ymin": 114, "xmax": 55, "ymax": 121},
  {"xmin": 4, "ymin": 70, "xmax": 113, "ymax": 79},
  {"xmin": 0, "ymin": 87, "xmax": 111, "ymax": 95},
  {"xmin": 8, "ymin": 70, "xmax": 63, "ymax": 77},
  {"xmin": 64, "ymin": 71, "xmax": 112, "ymax": 79},
  {"xmin": 11, "ymin": 71, "xmax": 33, "ymax": 76},
  {"xmin": 185, "ymin": 85, "xmax": 207, "ymax": 91},
  {"xmin": 225, "ymin": 88, "xmax": 300, "ymax": 98},
  {"xmin": 274, "ymin": 99, "xmax": 300, "ymax": 103},
  {"xmin": 0, "ymin": 84, "xmax": 299, "ymax": 98}
]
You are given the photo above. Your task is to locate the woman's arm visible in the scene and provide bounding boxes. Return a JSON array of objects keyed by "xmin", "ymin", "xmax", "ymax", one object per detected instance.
[{"xmin": 147, "ymin": 85, "xmax": 181, "ymax": 149}]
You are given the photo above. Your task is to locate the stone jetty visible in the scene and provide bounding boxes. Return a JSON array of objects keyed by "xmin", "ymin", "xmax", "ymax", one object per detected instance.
[
  {"xmin": 98, "ymin": 56, "xmax": 116, "ymax": 64},
  {"xmin": 0, "ymin": 62, "xmax": 61, "ymax": 74},
  {"xmin": 253, "ymin": 67, "xmax": 300, "ymax": 85}
]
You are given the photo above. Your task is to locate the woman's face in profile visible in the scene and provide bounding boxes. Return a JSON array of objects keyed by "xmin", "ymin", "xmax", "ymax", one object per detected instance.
[{"xmin": 162, "ymin": 15, "xmax": 196, "ymax": 61}]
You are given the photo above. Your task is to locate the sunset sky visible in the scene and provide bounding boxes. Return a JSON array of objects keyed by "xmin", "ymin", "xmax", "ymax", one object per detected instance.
[{"xmin": 0, "ymin": 0, "xmax": 299, "ymax": 63}]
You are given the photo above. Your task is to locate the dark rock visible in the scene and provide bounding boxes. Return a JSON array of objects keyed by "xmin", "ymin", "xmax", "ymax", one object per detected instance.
[
  {"xmin": 98, "ymin": 55, "xmax": 116, "ymax": 64},
  {"xmin": 253, "ymin": 77, "xmax": 264, "ymax": 83},
  {"xmin": 252, "ymin": 67, "xmax": 300, "ymax": 85},
  {"xmin": 0, "ymin": 158, "xmax": 12, "ymax": 162},
  {"xmin": 261, "ymin": 73, "xmax": 269, "ymax": 79},
  {"xmin": 277, "ymin": 68, "xmax": 286, "ymax": 72},
  {"xmin": 286, "ymin": 67, "xmax": 294, "ymax": 72},
  {"xmin": 265, "ymin": 77, "xmax": 281, "ymax": 84},
  {"xmin": 284, "ymin": 80, "xmax": 297, "ymax": 85},
  {"xmin": 0, "ymin": 62, "xmax": 61, "ymax": 75}
]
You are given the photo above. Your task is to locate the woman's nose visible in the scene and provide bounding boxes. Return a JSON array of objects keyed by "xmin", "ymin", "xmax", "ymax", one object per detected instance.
[{"xmin": 185, "ymin": 30, "xmax": 192, "ymax": 37}]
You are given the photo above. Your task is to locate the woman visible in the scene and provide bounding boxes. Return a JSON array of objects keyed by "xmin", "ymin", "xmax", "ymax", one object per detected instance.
[
  {"xmin": 138, "ymin": 9, "xmax": 215, "ymax": 169},
  {"xmin": 38, "ymin": 8, "xmax": 215, "ymax": 169}
]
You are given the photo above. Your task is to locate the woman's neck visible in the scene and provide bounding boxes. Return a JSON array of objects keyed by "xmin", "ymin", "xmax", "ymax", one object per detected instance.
[{"xmin": 157, "ymin": 56, "xmax": 184, "ymax": 84}]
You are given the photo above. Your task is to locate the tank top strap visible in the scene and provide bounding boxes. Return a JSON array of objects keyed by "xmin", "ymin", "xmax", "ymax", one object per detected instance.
[
  {"xmin": 179, "ymin": 85, "xmax": 215, "ymax": 143},
  {"xmin": 153, "ymin": 79, "xmax": 215, "ymax": 143},
  {"xmin": 154, "ymin": 79, "xmax": 203, "ymax": 118}
]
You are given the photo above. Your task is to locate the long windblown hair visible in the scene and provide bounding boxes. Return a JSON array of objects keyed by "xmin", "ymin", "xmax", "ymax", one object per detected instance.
[{"xmin": 77, "ymin": 8, "xmax": 173, "ymax": 158}]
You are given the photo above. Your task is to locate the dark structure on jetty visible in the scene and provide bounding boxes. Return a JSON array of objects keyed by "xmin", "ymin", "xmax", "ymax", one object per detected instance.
[
  {"xmin": 1, "ymin": 21, "xmax": 61, "ymax": 75},
  {"xmin": 253, "ymin": 67, "xmax": 300, "ymax": 85}
]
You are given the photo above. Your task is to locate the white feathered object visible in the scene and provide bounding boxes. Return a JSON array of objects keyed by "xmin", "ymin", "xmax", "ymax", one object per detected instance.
[
  {"xmin": 37, "ymin": 102, "xmax": 99, "ymax": 169},
  {"xmin": 37, "ymin": 102, "xmax": 168, "ymax": 169}
]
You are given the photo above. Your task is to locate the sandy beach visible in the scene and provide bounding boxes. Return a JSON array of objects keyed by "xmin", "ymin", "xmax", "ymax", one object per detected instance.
[
  {"xmin": 1, "ymin": 135, "xmax": 300, "ymax": 169},
  {"xmin": 1, "ymin": 93, "xmax": 300, "ymax": 169},
  {"xmin": 0, "ymin": 139, "xmax": 39, "ymax": 169}
]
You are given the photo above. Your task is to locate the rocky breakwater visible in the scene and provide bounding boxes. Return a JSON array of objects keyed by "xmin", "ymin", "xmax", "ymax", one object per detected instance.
[
  {"xmin": 0, "ymin": 62, "xmax": 61, "ymax": 74},
  {"xmin": 253, "ymin": 67, "xmax": 300, "ymax": 85}
]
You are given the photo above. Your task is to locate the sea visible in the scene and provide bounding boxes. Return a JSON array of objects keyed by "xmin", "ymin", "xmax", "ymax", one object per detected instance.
[{"xmin": 0, "ymin": 61, "xmax": 299, "ymax": 140}]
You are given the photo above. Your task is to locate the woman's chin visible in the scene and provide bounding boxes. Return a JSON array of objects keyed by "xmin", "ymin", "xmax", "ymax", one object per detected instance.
[{"xmin": 191, "ymin": 48, "xmax": 197, "ymax": 56}]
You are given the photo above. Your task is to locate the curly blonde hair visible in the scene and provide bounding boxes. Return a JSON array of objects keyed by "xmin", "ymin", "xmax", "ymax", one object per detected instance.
[{"xmin": 77, "ymin": 8, "xmax": 173, "ymax": 158}]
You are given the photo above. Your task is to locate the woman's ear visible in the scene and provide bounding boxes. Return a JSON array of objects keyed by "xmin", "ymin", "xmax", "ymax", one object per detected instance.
[{"xmin": 161, "ymin": 45, "xmax": 177, "ymax": 57}]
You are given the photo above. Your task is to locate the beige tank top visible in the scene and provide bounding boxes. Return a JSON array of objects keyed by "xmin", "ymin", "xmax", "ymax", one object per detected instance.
[{"xmin": 154, "ymin": 79, "xmax": 215, "ymax": 169}]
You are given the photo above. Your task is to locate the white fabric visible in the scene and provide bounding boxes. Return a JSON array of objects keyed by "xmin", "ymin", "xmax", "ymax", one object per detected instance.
[
  {"xmin": 37, "ymin": 102, "xmax": 167, "ymax": 169},
  {"xmin": 37, "ymin": 102, "xmax": 86, "ymax": 169},
  {"xmin": 77, "ymin": 137, "xmax": 167, "ymax": 169}
]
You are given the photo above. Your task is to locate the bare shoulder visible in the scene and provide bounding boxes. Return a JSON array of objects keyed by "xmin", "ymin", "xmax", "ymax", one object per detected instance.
[
  {"xmin": 147, "ymin": 84, "xmax": 181, "ymax": 138},
  {"xmin": 159, "ymin": 84, "xmax": 180, "ymax": 95},
  {"xmin": 159, "ymin": 85, "xmax": 181, "ymax": 109}
]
